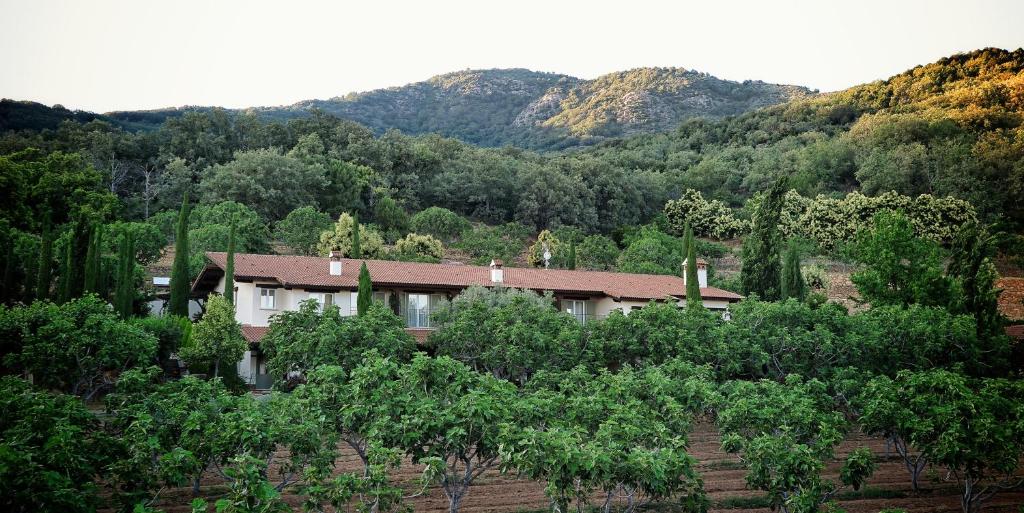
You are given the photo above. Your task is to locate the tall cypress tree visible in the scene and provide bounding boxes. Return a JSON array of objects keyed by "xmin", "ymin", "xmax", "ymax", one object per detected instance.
[
  {"xmin": 168, "ymin": 193, "xmax": 192, "ymax": 318},
  {"xmin": 115, "ymin": 233, "xmax": 135, "ymax": 317},
  {"xmin": 357, "ymin": 262, "xmax": 372, "ymax": 316},
  {"xmin": 680, "ymin": 222, "xmax": 691, "ymax": 278},
  {"xmin": 83, "ymin": 224, "xmax": 102, "ymax": 295},
  {"xmin": 58, "ymin": 238, "xmax": 72, "ymax": 303},
  {"xmin": 223, "ymin": 215, "xmax": 236, "ymax": 304},
  {"xmin": 351, "ymin": 214, "xmax": 362, "ymax": 259},
  {"xmin": 567, "ymin": 241, "xmax": 577, "ymax": 270},
  {"xmin": 685, "ymin": 228, "xmax": 702, "ymax": 309},
  {"xmin": 66, "ymin": 216, "xmax": 90, "ymax": 300},
  {"xmin": 741, "ymin": 177, "xmax": 787, "ymax": 301},
  {"xmin": 780, "ymin": 242, "xmax": 807, "ymax": 301},
  {"xmin": 36, "ymin": 214, "xmax": 53, "ymax": 300}
]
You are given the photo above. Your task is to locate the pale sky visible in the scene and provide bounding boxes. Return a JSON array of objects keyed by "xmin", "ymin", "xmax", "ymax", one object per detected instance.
[{"xmin": 1, "ymin": 0, "xmax": 1022, "ymax": 113}]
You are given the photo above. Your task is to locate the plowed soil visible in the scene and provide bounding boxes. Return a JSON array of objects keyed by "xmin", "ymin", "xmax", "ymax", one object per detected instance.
[{"xmin": 136, "ymin": 422, "xmax": 1024, "ymax": 513}]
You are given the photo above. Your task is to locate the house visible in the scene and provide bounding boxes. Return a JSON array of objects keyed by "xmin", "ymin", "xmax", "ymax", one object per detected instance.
[{"xmin": 191, "ymin": 252, "xmax": 743, "ymax": 386}]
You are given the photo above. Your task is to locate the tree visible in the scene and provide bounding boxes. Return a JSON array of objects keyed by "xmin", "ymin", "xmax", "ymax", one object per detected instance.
[
  {"xmin": 114, "ymin": 232, "xmax": 135, "ymax": 317},
  {"xmin": 577, "ymin": 234, "xmax": 618, "ymax": 271},
  {"xmin": 351, "ymin": 214, "xmax": 362, "ymax": 259},
  {"xmin": 275, "ymin": 206, "xmax": 332, "ymax": 256},
  {"xmin": 355, "ymin": 262, "xmax": 373, "ymax": 316},
  {"xmin": 179, "ymin": 295, "xmax": 246, "ymax": 378},
  {"xmin": 35, "ymin": 215, "xmax": 54, "ymax": 300},
  {"xmin": 566, "ymin": 241, "xmax": 577, "ymax": 270},
  {"xmin": 851, "ymin": 211, "xmax": 954, "ymax": 308},
  {"xmin": 317, "ymin": 213, "xmax": 386, "ymax": 258},
  {"xmin": 0, "ymin": 377, "xmax": 112, "ymax": 513},
  {"xmin": 429, "ymin": 286, "xmax": 584, "ymax": 385},
  {"xmin": 685, "ymin": 231, "xmax": 702, "ymax": 309},
  {"xmin": 392, "ymin": 233, "xmax": 444, "ymax": 262},
  {"xmin": 372, "ymin": 195, "xmax": 410, "ymax": 241},
  {"xmin": 861, "ymin": 370, "xmax": 1024, "ymax": 513},
  {"xmin": 410, "ymin": 207, "xmax": 470, "ymax": 243},
  {"xmin": 947, "ymin": 221, "xmax": 1006, "ymax": 342},
  {"xmin": 261, "ymin": 301, "xmax": 414, "ymax": 381},
  {"xmin": 527, "ymin": 229, "xmax": 560, "ymax": 267},
  {"xmin": 741, "ymin": 177, "xmax": 786, "ymax": 301},
  {"xmin": 199, "ymin": 148, "xmax": 327, "ymax": 221},
  {"xmin": 168, "ymin": 193, "xmax": 192, "ymax": 318},
  {"xmin": 717, "ymin": 376, "xmax": 875, "ymax": 513},
  {"xmin": 780, "ymin": 242, "xmax": 807, "ymax": 301},
  {"xmin": 0, "ymin": 295, "xmax": 157, "ymax": 400},
  {"xmin": 83, "ymin": 224, "xmax": 102, "ymax": 294},
  {"xmin": 224, "ymin": 215, "xmax": 236, "ymax": 304}
]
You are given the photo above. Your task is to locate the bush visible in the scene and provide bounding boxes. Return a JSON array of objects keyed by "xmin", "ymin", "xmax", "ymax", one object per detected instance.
[
  {"xmin": 393, "ymin": 233, "xmax": 444, "ymax": 262},
  {"xmin": 410, "ymin": 207, "xmax": 471, "ymax": 243},
  {"xmin": 316, "ymin": 212, "xmax": 387, "ymax": 258},
  {"xmin": 454, "ymin": 222, "xmax": 530, "ymax": 265},
  {"xmin": 576, "ymin": 234, "xmax": 619, "ymax": 270},
  {"xmin": 275, "ymin": 206, "xmax": 333, "ymax": 256},
  {"xmin": 664, "ymin": 189, "xmax": 750, "ymax": 239}
]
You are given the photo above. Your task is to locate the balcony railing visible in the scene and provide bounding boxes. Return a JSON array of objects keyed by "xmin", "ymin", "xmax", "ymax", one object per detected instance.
[{"xmin": 405, "ymin": 307, "xmax": 432, "ymax": 328}]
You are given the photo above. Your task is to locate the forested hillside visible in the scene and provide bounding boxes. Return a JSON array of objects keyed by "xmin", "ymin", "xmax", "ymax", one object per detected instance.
[{"xmin": 2, "ymin": 67, "xmax": 811, "ymax": 149}]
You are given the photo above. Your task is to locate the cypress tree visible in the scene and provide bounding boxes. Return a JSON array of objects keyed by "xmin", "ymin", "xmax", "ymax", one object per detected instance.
[
  {"xmin": 115, "ymin": 233, "xmax": 135, "ymax": 317},
  {"xmin": 680, "ymin": 222, "xmax": 691, "ymax": 277},
  {"xmin": 1, "ymin": 239, "xmax": 13, "ymax": 304},
  {"xmin": 357, "ymin": 262, "xmax": 372, "ymax": 316},
  {"xmin": 351, "ymin": 214, "xmax": 362, "ymax": 259},
  {"xmin": 780, "ymin": 242, "xmax": 807, "ymax": 301},
  {"xmin": 58, "ymin": 238, "xmax": 72, "ymax": 303},
  {"xmin": 66, "ymin": 216, "xmax": 90, "ymax": 300},
  {"xmin": 223, "ymin": 215, "xmax": 237, "ymax": 304},
  {"xmin": 83, "ymin": 224, "xmax": 102, "ymax": 295},
  {"xmin": 168, "ymin": 193, "xmax": 192, "ymax": 318},
  {"xmin": 567, "ymin": 241, "xmax": 577, "ymax": 270},
  {"xmin": 740, "ymin": 177, "xmax": 787, "ymax": 301},
  {"xmin": 685, "ymin": 229, "xmax": 702, "ymax": 309}
]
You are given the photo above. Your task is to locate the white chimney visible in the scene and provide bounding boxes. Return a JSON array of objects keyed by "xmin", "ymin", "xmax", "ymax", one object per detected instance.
[
  {"xmin": 490, "ymin": 259, "xmax": 504, "ymax": 283},
  {"xmin": 329, "ymin": 251, "xmax": 343, "ymax": 276},
  {"xmin": 682, "ymin": 259, "xmax": 709, "ymax": 289}
]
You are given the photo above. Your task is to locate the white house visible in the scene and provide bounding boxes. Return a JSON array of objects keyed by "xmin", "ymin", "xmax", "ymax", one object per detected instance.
[{"xmin": 191, "ymin": 252, "xmax": 743, "ymax": 387}]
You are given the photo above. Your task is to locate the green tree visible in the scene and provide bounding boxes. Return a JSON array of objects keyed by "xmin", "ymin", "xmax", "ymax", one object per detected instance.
[
  {"xmin": 576, "ymin": 234, "xmax": 618, "ymax": 270},
  {"xmin": 199, "ymin": 148, "xmax": 327, "ymax": 221},
  {"xmin": 780, "ymin": 242, "xmax": 807, "ymax": 301},
  {"xmin": 179, "ymin": 295, "xmax": 246, "ymax": 378},
  {"xmin": 851, "ymin": 211, "xmax": 954, "ymax": 308},
  {"xmin": 0, "ymin": 377, "xmax": 112, "ymax": 513},
  {"xmin": 372, "ymin": 195, "xmax": 409, "ymax": 242},
  {"xmin": 35, "ymin": 216, "xmax": 54, "ymax": 300},
  {"xmin": 392, "ymin": 233, "xmax": 444, "ymax": 262},
  {"xmin": 685, "ymin": 231, "xmax": 702, "ymax": 309},
  {"xmin": 947, "ymin": 221, "xmax": 1006, "ymax": 342},
  {"xmin": 357, "ymin": 262, "xmax": 372, "ymax": 316},
  {"xmin": 527, "ymin": 229, "xmax": 560, "ymax": 267},
  {"xmin": 83, "ymin": 224, "xmax": 102, "ymax": 295},
  {"xmin": 680, "ymin": 222, "xmax": 691, "ymax": 278},
  {"xmin": 410, "ymin": 207, "xmax": 470, "ymax": 243},
  {"xmin": 741, "ymin": 177, "xmax": 786, "ymax": 301},
  {"xmin": 261, "ymin": 301, "xmax": 414, "ymax": 381},
  {"xmin": 169, "ymin": 193, "xmax": 192, "ymax": 318},
  {"xmin": 275, "ymin": 206, "xmax": 332, "ymax": 256},
  {"xmin": 0, "ymin": 295, "xmax": 157, "ymax": 400},
  {"xmin": 429, "ymin": 286, "xmax": 583, "ymax": 385},
  {"xmin": 860, "ymin": 370, "xmax": 1024, "ymax": 513},
  {"xmin": 317, "ymin": 213, "xmax": 386, "ymax": 258},
  {"xmin": 566, "ymin": 241, "xmax": 577, "ymax": 270},
  {"xmin": 114, "ymin": 232, "xmax": 136, "ymax": 317},
  {"xmin": 223, "ymin": 215, "xmax": 236, "ymax": 304},
  {"xmin": 351, "ymin": 214, "xmax": 362, "ymax": 259}
]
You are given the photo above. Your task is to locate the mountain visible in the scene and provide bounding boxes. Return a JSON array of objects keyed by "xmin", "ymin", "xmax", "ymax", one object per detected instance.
[
  {"xmin": 1, "ymin": 67, "xmax": 813, "ymax": 149},
  {"xmin": 253, "ymin": 67, "xmax": 813, "ymax": 148}
]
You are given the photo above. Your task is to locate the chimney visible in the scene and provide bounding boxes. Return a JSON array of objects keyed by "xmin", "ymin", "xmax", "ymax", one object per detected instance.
[
  {"xmin": 329, "ymin": 251, "xmax": 343, "ymax": 276},
  {"xmin": 489, "ymin": 259, "xmax": 504, "ymax": 283},
  {"xmin": 682, "ymin": 259, "xmax": 709, "ymax": 289}
]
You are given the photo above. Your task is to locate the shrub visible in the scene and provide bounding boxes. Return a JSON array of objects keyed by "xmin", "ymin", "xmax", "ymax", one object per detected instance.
[
  {"xmin": 393, "ymin": 233, "xmax": 444, "ymax": 262},
  {"xmin": 410, "ymin": 207, "xmax": 471, "ymax": 243},
  {"xmin": 664, "ymin": 189, "xmax": 750, "ymax": 239}
]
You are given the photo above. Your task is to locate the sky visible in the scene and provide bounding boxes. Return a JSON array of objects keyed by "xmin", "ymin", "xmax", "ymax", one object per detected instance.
[{"xmin": 1, "ymin": 0, "xmax": 1022, "ymax": 113}]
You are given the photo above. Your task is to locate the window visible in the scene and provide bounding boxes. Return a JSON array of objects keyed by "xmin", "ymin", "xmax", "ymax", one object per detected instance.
[
  {"xmin": 565, "ymin": 300, "xmax": 588, "ymax": 324},
  {"xmin": 310, "ymin": 293, "xmax": 334, "ymax": 312},
  {"xmin": 259, "ymin": 288, "xmax": 276, "ymax": 309},
  {"xmin": 406, "ymin": 293, "xmax": 431, "ymax": 328},
  {"xmin": 350, "ymin": 291, "xmax": 359, "ymax": 316}
]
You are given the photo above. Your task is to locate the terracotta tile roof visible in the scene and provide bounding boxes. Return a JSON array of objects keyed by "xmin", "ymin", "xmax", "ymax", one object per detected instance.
[
  {"xmin": 200, "ymin": 252, "xmax": 743, "ymax": 302},
  {"xmin": 997, "ymin": 278, "xmax": 1024, "ymax": 321},
  {"xmin": 241, "ymin": 325, "xmax": 268, "ymax": 343}
]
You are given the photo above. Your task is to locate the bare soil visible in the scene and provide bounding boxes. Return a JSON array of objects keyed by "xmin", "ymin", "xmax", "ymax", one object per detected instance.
[{"xmin": 134, "ymin": 422, "xmax": 1024, "ymax": 513}]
